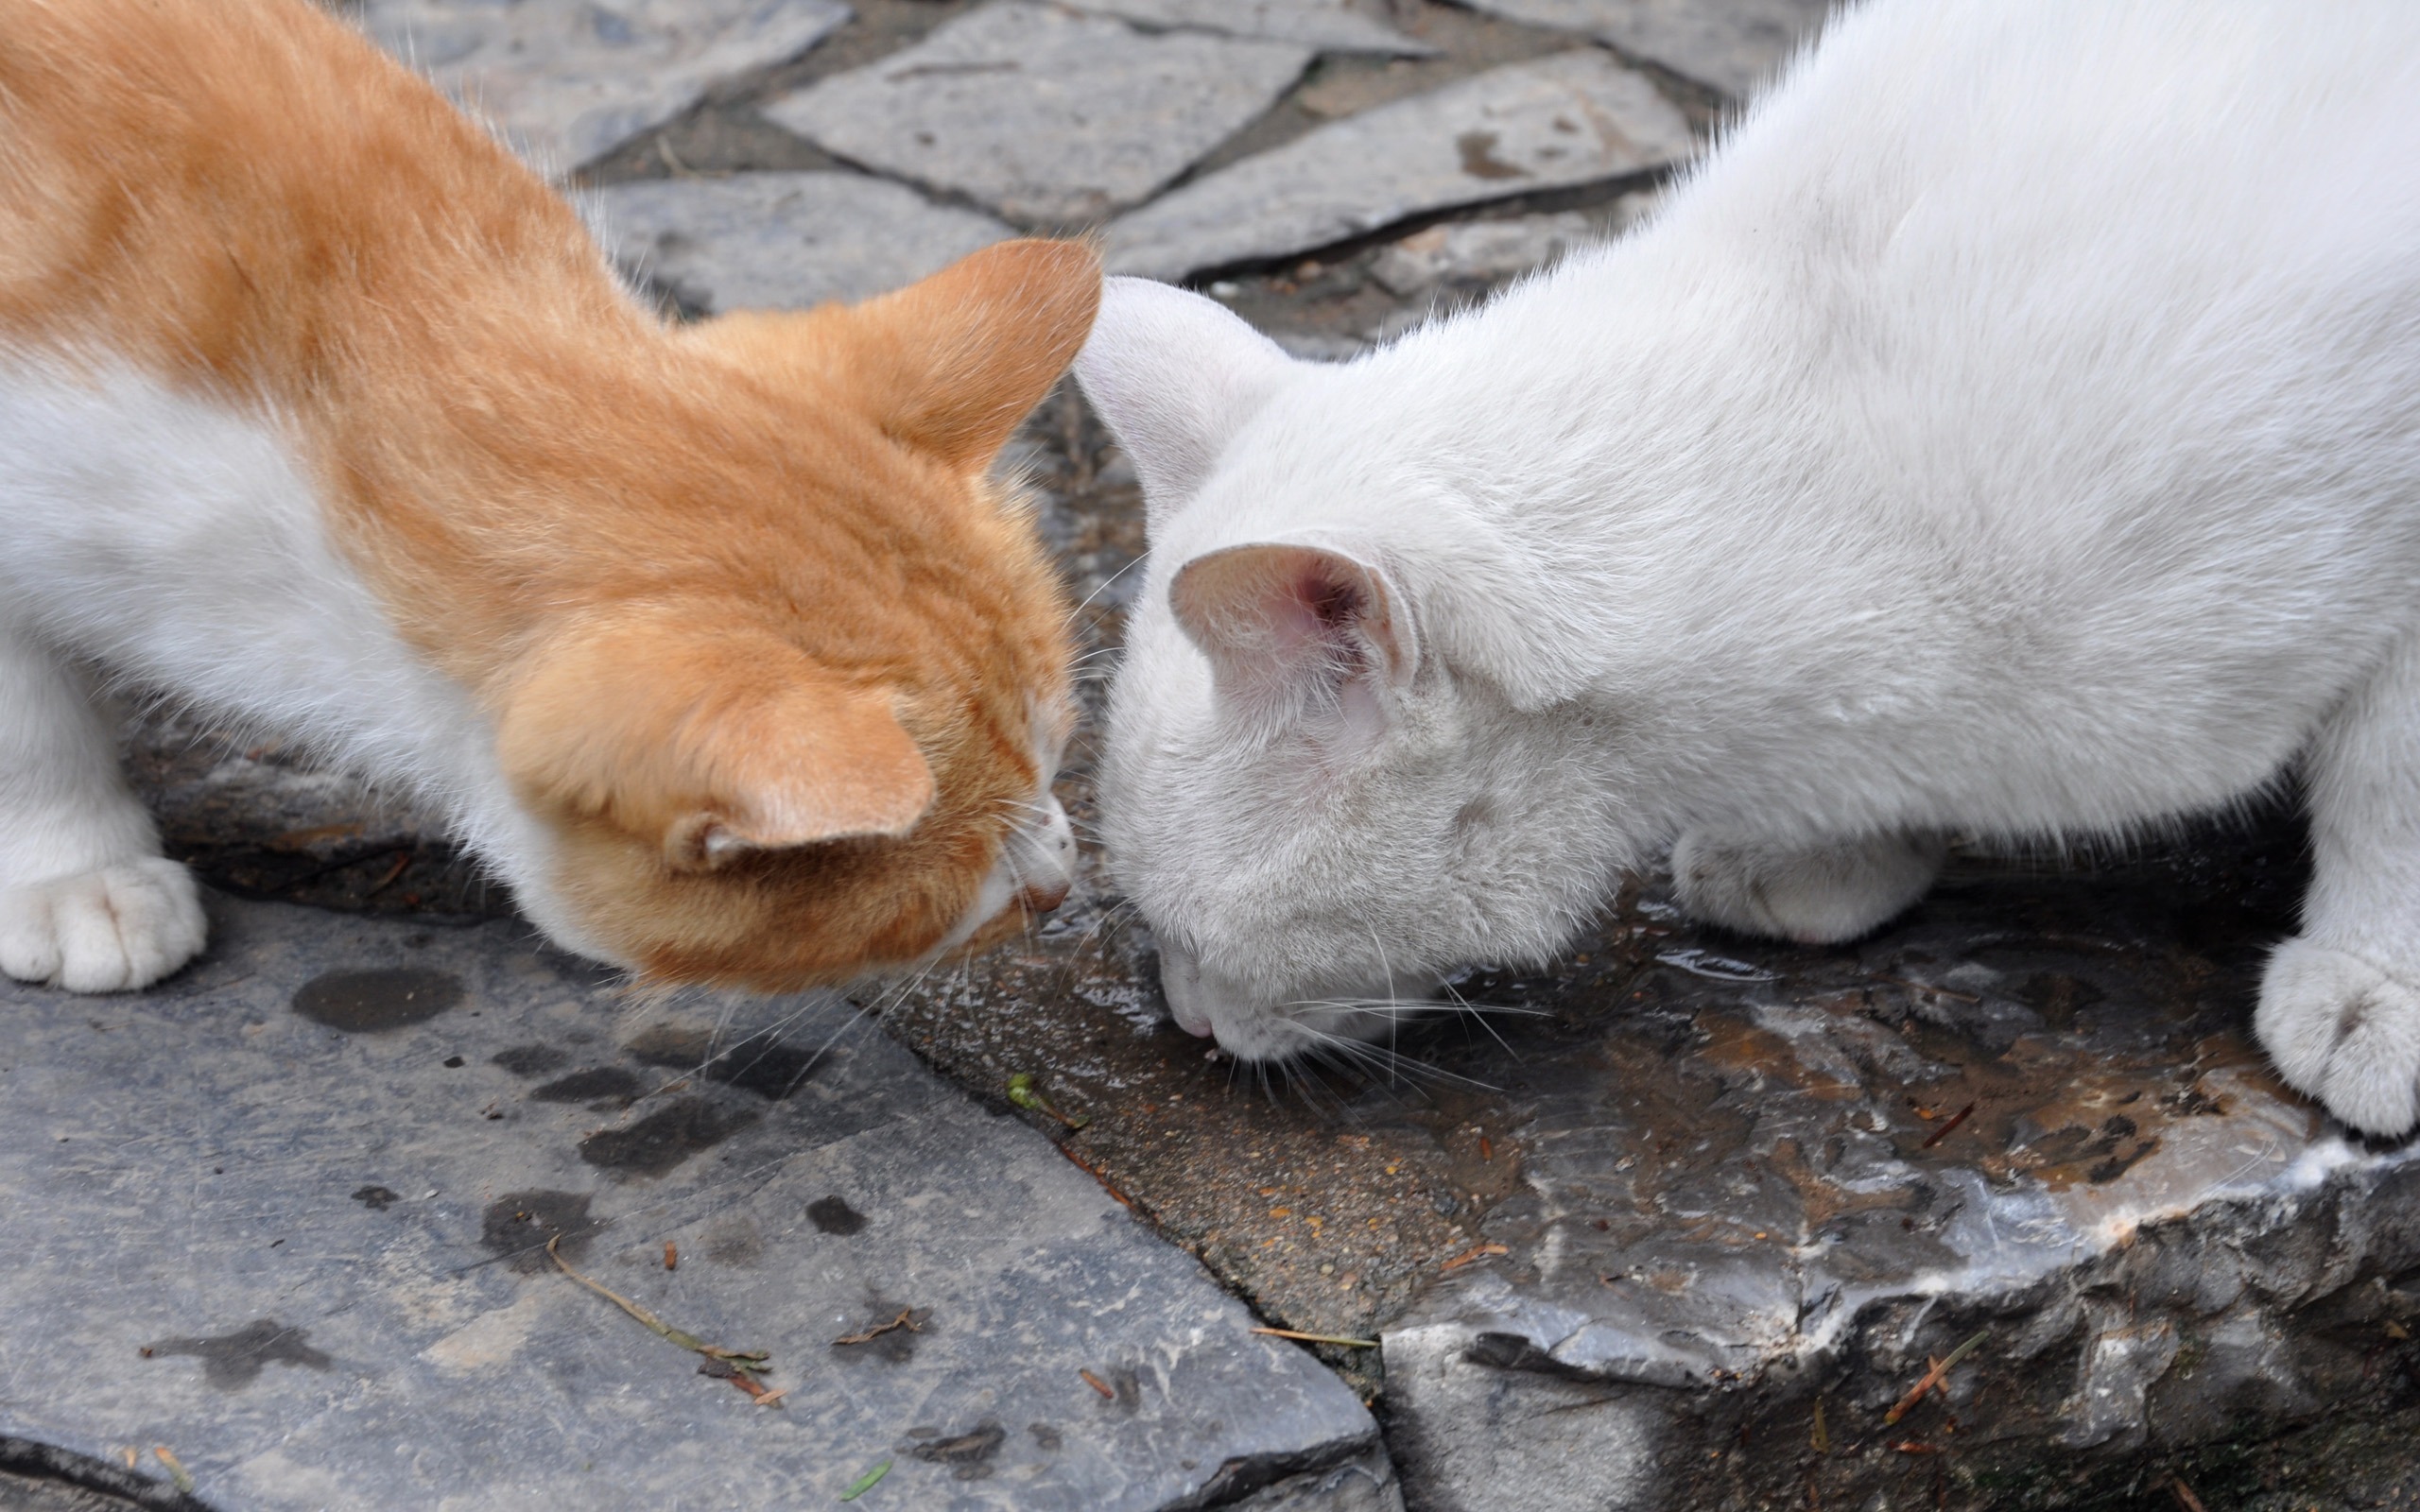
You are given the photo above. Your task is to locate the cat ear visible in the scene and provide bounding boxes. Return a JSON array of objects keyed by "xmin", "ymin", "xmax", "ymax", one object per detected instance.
[
  {"xmin": 702, "ymin": 239, "xmax": 1101, "ymax": 473},
  {"xmin": 499, "ymin": 620, "xmax": 936, "ymax": 872},
  {"xmin": 842, "ymin": 238, "xmax": 1101, "ymax": 470},
  {"xmin": 1076, "ymin": 278, "xmax": 1304, "ymax": 531},
  {"xmin": 1169, "ymin": 541, "xmax": 1412, "ymax": 713}
]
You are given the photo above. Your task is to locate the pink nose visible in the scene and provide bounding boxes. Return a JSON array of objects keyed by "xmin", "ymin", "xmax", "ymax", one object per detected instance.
[
  {"xmin": 1176, "ymin": 1016, "xmax": 1215, "ymax": 1040},
  {"xmin": 1017, "ymin": 877, "xmax": 1070, "ymax": 914}
]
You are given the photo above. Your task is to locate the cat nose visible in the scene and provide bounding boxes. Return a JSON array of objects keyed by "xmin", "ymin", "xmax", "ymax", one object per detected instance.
[
  {"xmin": 1013, "ymin": 796, "xmax": 1076, "ymax": 914},
  {"xmin": 1017, "ymin": 876, "xmax": 1070, "ymax": 913}
]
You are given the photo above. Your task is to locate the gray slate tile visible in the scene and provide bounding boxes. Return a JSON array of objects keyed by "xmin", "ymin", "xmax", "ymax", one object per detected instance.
[
  {"xmin": 1457, "ymin": 0, "xmax": 1834, "ymax": 97},
  {"xmin": 1366, "ymin": 209, "xmax": 1608, "ymax": 296},
  {"xmin": 760, "ymin": 2, "xmax": 1313, "ymax": 225},
  {"xmin": 0, "ymin": 898, "xmax": 1380, "ymax": 1510},
  {"xmin": 362, "ymin": 0, "xmax": 852, "ymax": 172},
  {"xmin": 1065, "ymin": 0, "xmax": 1435, "ymax": 57},
  {"xmin": 1103, "ymin": 49, "xmax": 1691, "ymax": 280},
  {"xmin": 588, "ymin": 171, "xmax": 1013, "ymax": 312}
]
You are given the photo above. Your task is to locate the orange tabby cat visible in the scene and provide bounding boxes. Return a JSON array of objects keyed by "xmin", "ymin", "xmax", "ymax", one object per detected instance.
[{"xmin": 0, "ymin": 0, "xmax": 1093, "ymax": 992}]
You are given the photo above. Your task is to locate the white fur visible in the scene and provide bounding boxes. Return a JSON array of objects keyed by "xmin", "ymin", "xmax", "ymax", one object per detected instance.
[
  {"xmin": 1078, "ymin": 0, "xmax": 2420, "ymax": 1133},
  {"xmin": 0, "ymin": 362, "xmax": 1067, "ymax": 989}
]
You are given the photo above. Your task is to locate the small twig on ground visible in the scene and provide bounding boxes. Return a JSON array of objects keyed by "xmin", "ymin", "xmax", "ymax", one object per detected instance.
[
  {"xmin": 1884, "ymin": 1329, "xmax": 1989, "ymax": 1424},
  {"xmin": 362, "ymin": 850, "xmax": 415, "ymax": 897},
  {"xmin": 2167, "ymin": 1476, "xmax": 2208, "ymax": 1512},
  {"xmin": 663, "ymin": 1241, "xmax": 678, "ymax": 1271},
  {"xmin": 834, "ymin": 1308, "xmax": 923, "ymax": 1347},
  {"xmin": 1251, "ymin": 1326, "xmax": 1380, "ymax": 1349},
  {"xmin": 1080, "ymin": 1368, "xmax": 1115, "ymax": 1399},
  {"xmin": 153, "ymin": 1447, "xmax": 195, "ymax": 1494},
  {"xmin": 1055, "ymin": 1143, "xmax": 1134, "ymax": 1208},
  {"xmin": 1810, "ymin": 1399, "xmax": 1830, "ymax": 1455},
  {"xmin": 1922, "ymin": 1102, "xmax": 1979, "ymax": 1149},
  {"xmin": 546, "ymin": 1235, "xmax": 776, "ymax": 1402},
  {"xmin": 1441, "ymin": 1242, "xmax": 1510, "ymax": 1271}
]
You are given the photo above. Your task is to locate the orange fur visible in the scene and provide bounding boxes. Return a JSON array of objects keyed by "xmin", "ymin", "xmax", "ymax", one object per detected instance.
[{"xmin": 0, "ymin": 0, "xmax": 1092, "ymax": 987}]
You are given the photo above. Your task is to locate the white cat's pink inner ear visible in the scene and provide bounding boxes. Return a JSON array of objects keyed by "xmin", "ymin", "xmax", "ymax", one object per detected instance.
[{"xmin": 1170, "ymin": 542, "xmax": 1412, "ymax": 698}]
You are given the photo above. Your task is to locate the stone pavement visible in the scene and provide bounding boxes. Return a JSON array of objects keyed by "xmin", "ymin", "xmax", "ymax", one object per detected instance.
[{"xmin": 10, "ymin": 3, "xmax": 2420, "ymax": 1509}]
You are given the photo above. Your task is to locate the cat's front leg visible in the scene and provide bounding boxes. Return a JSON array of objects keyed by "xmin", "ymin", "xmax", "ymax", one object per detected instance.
[
  {"xmin": 1669, "ymin": 829, "xmax": 1946, "ymax": 945},
  {"xmin": 2257, "ymin": 633, "xmax": 2420, "ymax": 1137},
  {"xmin": 0, "ymin": 627, "xmax": 204, "ymax": 991}
]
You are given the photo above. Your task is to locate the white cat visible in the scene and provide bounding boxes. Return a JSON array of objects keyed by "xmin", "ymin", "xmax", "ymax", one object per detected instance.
[{"xmin": 1077, "ymin": 0, "xmax": 2420, "ymax": 1134}]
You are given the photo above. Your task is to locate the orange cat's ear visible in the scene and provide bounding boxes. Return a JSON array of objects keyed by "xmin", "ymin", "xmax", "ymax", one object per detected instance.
[
  {"xmin": 498, "ymin": 617, "xmax": 936, "ymax": 872},
  {"xmin": 706, "ymin": 240, "xmax": 1100, "ymax": 472},
  {"xmin": 844, "ymin": 238, "xmax": 1100, "ymax": 469}
]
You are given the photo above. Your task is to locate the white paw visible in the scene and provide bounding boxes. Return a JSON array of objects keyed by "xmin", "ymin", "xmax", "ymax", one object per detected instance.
[
  {"xmin": 0, "ymin": 858, "xmax": 208, "ymax": 992},
  {"xmin": 1670, "ymin": 831, "xmax": 1945, "ymax": 944},
  {"xmin": 2256, "ymin": 938, "xmax": 2420, "ymax": 1137}
]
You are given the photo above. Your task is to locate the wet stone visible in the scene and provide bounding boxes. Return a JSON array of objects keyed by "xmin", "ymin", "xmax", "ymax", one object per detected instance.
[
  {"xmin": 2, "ymin": 900, "xmax": 1377, "ymax": 1508},
  {"xmin": 290, "ymin": 967, "xmax": 461, "ymax": 1033},
  {"xmin": 1459, "ymin": 0, "xmax": 1837, "ymax": 97},
  {"xmin": 1103, "ymin": 49, "xmax": 1694, "ymax": 279},
  {"xmin": 488, "ymin": 1042, "xmax": 567, "ymax": 1077},
  {"xmin": 361, "ymin": 0, "xmax": 852, "ymax": 172},
  {"xmin": 576, "ymin": 1096, "xmax": 760, "ymax": 1177},
  {"xmin": 587, "ymin": 171, "xmax": 1013, "ymax": 314},
  {"xmin": 528, "ymin": 1067, "xmax": 641, "ymax": 1104},
  {"xmin": 806, "ymin": 1194, "xmax": 868, "ymax": 1235},
  {"xmin": 144, "ymin": 1320, "xmax": 332, "ymax": 1393},
  {"xmin": 477, "ymin": 1189, "xmax": 599, "ymax": 1273},
  {"xmin": 761, "ymin": 2, "xmax": 1314, "ymax": 224},
  {"xmin": 623, "ymin": 1021, "xmax": 825, "ymax": 1099}
]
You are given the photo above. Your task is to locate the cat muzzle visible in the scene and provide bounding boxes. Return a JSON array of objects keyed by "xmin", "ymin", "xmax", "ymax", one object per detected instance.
[{"xmin": 1016, "ymin": 876, "xmax": 1071, "ymax": 913}]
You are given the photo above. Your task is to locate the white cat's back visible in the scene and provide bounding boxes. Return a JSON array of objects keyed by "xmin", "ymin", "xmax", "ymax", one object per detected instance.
[{"xmin": 1305, "ymin": 0, "xmax": 2420, "ymax": 825}]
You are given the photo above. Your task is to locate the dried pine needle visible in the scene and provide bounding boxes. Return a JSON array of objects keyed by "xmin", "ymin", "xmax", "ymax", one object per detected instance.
[
  {"xmin": 546, "ymin": 1235, "xmax": 774, "ymax": 1400},
  {"xmin": 1884, "ymin": 1329, "xmax": 1988, "ymax": 1425},
  {"xmin": 1251, "ymin": 1326, "xmax": 1380, "ymax": 1349},
  {"xmin": 153, "ymin": 1447, "xmax": 195, "ymax": 1494}
]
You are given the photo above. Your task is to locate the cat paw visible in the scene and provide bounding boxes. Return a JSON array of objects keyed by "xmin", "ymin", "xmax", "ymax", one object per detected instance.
[
  {"xmin": 0, "ymin": 858, "xmax": 207, "ymax": 993},
  {"xmin": 2256, "ymin": 938, "xmax": 2420, "ymax": 1136},
  {"xmin": 1670, "ymin": 831, "xmax": 1945, "ymax": 944}
]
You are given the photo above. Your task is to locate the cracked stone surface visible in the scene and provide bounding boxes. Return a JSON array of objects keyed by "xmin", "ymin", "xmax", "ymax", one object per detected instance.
[
  {"xmin": 0, "ymin": 900, "xmax": 1383, "ymax": 1511},
  {"xmin": 1103, "ymin": 49, "xmax": 1692, "ymax": 279},
  {"xmin": 1063, "ymin": 1, "xmax": 1436, "ymax": 58},
  {"xmin": 360, "ymin": 0, "xmax": 853, "ymax": 172},
  {"xmin": 761, "ymin": 3, "xmax": 1313, "ymax": 225},
  {"xmin": 587, "ymin": 170, "xmax": 1012, "ymax": 311},
  {"xmin": 1459, "ymin": 0, "xmax": 1836, "ymax": 97}
]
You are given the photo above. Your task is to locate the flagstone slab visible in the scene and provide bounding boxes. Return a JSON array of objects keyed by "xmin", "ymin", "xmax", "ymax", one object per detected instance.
[
  {"xmin": 1102, "ymin": 49, "xmax": 1691, "ymax": 279},
  {"xmin": 361, "ymin": 0, "xmax": 852, "ymax": 172},
  {"xmin": 761, "ymin": 2, "xmax": 1313, "ymax": 225},
  {"xmin": 588, "ymin": 171, "xmax": 1013, "ymax": 312},
  {"xmin": 1457, "ymin": 0, "xmax": 1834, "ymax": 97},
  {"xmin": 1065, "ymin": 0, "xmax": 1434, "ymax": 58},
  {"xmin": 0, "ymin": 899, "xmax": 1384, "ymax": 1511}
]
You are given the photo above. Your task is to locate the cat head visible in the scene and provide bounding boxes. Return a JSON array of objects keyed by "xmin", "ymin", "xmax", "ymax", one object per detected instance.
[
  {"xmin": 1078, "ymin": 278, "xmax": 1612, "ymax": 1061},
  {"xmin": 485, "ymin": 240, "xmax": 1097, "ymax": 990}
]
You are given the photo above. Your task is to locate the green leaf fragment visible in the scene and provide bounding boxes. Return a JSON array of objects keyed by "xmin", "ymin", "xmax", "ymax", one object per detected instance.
[{"xmin": 840, "ymin": 1459, "xmax": 891, "ymax": 1501}]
